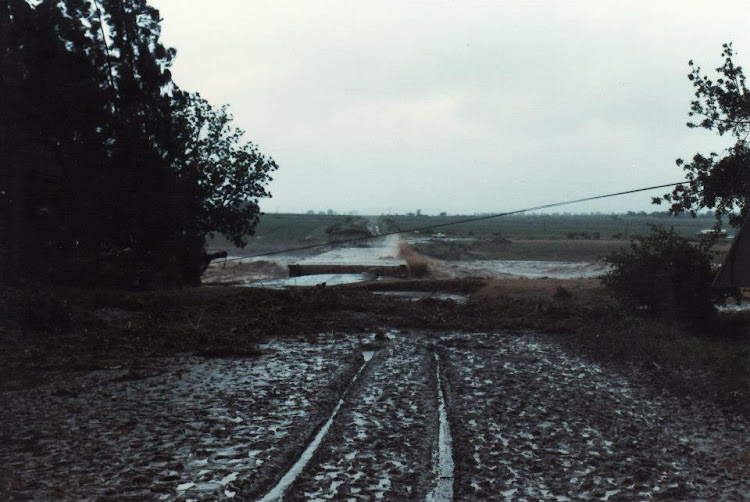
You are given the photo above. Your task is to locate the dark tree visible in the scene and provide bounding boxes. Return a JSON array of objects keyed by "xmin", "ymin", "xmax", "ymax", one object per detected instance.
[
  {"xmin": 171, "ymin": 93, "xmax": 277, "ymax": 284},
  {"xmin": 1, "ymin": 0, "xmax": 276, "ymax": 287},
  {"xmin": 656, "ymin": 43, "xmax": 750, "ymax": 227},
  {"xmin": 1, "ymin": 0, "xmax": 114, "ymax": 279}
]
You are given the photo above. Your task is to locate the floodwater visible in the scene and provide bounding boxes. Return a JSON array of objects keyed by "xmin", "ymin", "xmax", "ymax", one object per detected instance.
[
  {"xmin": 291, "ymin": 235, "xmax": 404, "ymax": 268},
  {"xmin": 717, "ymin": 302, "xmax": 750, "ymax": 312},
  {"xmin": 205, "ymin": 236, "xmax": 608, "ymax": 286},
  {"xmin": 436, "ymin": 259, "xmax": 607, "ymax": 279},
  {"xmin": 242, "ymin": 273, "xmax": 376, "ymax": 288}
]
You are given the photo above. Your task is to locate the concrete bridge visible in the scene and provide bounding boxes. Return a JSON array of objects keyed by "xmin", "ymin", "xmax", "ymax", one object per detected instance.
[{"xmin": 289, "ymin": 235, "xmax": 408, "ymax": 278}]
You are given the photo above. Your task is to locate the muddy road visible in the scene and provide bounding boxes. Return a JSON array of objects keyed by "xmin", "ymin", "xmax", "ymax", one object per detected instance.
[{"xmin": 2, "ymin": 332, "xmax": 749, "ymax": 500}]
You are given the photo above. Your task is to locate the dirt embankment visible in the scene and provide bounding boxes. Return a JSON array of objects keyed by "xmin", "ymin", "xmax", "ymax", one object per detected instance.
[{"xmin": 0, "ymin": 278, "xmax": 607, "ymax": 387}]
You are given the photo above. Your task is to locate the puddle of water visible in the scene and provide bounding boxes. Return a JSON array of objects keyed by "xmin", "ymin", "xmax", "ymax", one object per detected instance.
[
  {"xmin": 242, "ymin": 273, "xmax": 375, "ymax": 289},
  {"xmin": 716, "ymin": 303, "xmax": 750, "ymax": 312},
  {"xmin": 427, "ymin": 353, "xmax": 454, "ymax": 502}
]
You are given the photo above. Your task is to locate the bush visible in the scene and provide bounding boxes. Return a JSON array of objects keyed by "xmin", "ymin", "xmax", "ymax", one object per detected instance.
[
  {"xmin": 553, "ymin": 286, "xmax": 573, "ymax": 301},
  {"xmin": 602, "ymin": 226, "xmax": 719, "ymax": 326},
  {"xmin": 1, "ymin": 289, "xmax": 73, "ymax": 333}
]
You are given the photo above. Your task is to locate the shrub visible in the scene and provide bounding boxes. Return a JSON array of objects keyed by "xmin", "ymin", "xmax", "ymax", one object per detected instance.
[
  {"xmin": 553, "ymin": 286, "xmax": 573, "ymax": 301},
  {"xmin": 1, "ymin": 289, "xmax": 73, "ymax": 333},
  {"xmin": 602, "ymin": 226, "xmax": 719, "ymax": 326}
]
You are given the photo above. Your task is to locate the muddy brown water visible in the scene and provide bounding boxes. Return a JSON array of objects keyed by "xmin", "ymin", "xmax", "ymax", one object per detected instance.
[{"xmin": 1, "ymin": 332, "xmax": 748, "ymax": 500}]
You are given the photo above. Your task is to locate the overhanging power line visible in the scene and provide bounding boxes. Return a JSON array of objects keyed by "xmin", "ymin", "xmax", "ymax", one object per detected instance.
[{"xmin": 221, "ymin": 180, "xmax": 687, "ymax": 262}]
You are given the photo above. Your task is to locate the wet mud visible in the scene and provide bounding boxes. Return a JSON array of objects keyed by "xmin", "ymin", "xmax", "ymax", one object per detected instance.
[
  {"xmin": 2, "ymin": 331, "xmax": 749, "ymax": 501},
  {"xmin": 440, "ymin": 333, "xmax": 750, "ymax": 501},
  {"xmin": 288, "ymin": 336, "xmax": 438, "ymax": 501},
  {"xmin": 0, "ymin": 336, "xmax": 362, "ymax": 501}
]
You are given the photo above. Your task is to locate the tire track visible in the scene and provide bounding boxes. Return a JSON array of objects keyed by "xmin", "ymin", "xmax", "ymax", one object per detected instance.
[
  {"xmin": 257, "ymin": 350, "xmax": 375, "ymax": 501},
  {"xmin": 288, "ymin": 337, "xmax": 438, "ymax": 501},
  {"xmin": 426, "ymin": 352, "xmax": 454, "ymax": 502}
]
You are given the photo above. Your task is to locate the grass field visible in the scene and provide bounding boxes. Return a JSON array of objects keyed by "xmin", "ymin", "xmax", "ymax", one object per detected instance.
[
  {"xmin": 377, "ymin": 212, "xmax": 729, "ymax": 240},
  {"xmin": 207, "ymin": 212, "xmax": 734, "ymax": 262}
]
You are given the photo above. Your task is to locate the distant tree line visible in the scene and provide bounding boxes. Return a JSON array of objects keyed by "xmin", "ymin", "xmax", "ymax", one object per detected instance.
[{"xmin": 0, "ymin": 0, "xmax": 277, "ymax": 287}]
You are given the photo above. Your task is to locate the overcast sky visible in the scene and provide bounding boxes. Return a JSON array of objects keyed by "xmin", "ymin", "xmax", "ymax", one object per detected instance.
[{"xmin": 150, "ymin": 0, "xmax": 750, "ymax": 215}]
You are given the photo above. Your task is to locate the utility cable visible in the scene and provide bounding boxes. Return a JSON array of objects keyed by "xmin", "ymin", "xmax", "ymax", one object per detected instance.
[{"xmin": 220, "ymin": 180, "xmax": 687, "ymax": 262}]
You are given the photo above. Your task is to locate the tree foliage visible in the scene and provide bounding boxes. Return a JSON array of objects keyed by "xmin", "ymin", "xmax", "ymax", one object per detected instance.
[
  {"xmin": 602, "ymin": 226, "xmax": 718, "ymax": 325},
  {"xmin": 172, "ymin": 93, "xmax": 277, "ymax": 248},
  {"xmin": 1, "ymin": 0, "xmax": 276, "ymax": 286},
  {"xmin": 655, "ymin": 43, "xmax": 750, "ymax": 227}
]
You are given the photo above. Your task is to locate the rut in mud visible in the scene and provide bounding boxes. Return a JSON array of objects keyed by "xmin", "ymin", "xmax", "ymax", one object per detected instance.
[
  {"xmin": 0, "ymin": 336, "xmax": 365, "ymax": 501},
  {"xmin": 427, "ymin": 352, "xmax": 454, "ymax": 502},
  {"xmin": 2, "ymin": 332, "xmax": 749, "ymax": 501},
  {"xmin": 285, "ymin": 337, "xmax": 440, "ymax": 500},
  {"xmin": 258, "ymin": 350, "xmax": 375, "ymax": 501}
]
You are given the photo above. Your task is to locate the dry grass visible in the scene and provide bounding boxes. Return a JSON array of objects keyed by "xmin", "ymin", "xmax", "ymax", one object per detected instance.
[{"xmin": 472, "ymin": 278, "xmax": 606, "ymax": 303}]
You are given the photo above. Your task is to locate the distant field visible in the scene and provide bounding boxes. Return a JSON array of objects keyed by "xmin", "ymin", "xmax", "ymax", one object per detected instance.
[
  {"xmin": 206, "ymin": 212, "xmax": 734, "ymax": 262},
  {"xmin": 410, "ymin": 238, "xmax": 629, "ymax": 262},
  {"xmin": 376, "ymin": 212, "xmax": 730, "ymax": 240}
]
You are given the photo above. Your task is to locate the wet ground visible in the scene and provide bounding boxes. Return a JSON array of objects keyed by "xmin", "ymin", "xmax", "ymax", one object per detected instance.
[
  {"xmin": 441, "ymin": 334, "xmax": 750, "ymax": 501},
  {"xmin": 0, "ymin": 336, "xmax": 362, "ymax": 501},
  {"xmin": 436, "ymin": 260, "xmax": 607, "ymax": 280},
  {"xmin": 2, "ymin": 332, "xmax": 749, "ymax": 501},
  {"xmin": 203, "ymin": 236, "xmax": 607, "ymax": 286},
  {"xmin": 288, "ymin": 340, "xmax": 437, "ymax": 501}
]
